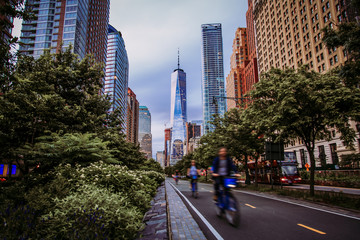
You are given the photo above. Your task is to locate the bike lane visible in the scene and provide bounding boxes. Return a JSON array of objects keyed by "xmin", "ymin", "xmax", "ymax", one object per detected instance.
[{"xmin": 171, "ymin": 179, "xmax": 360, "ymax": 240}]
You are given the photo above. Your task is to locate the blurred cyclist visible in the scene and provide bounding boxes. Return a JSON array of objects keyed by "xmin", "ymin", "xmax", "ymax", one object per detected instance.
[
  {"xmin": 173, "ymin": 169, "xmax": 180, "ymax": 185},
  {"xmin": 212, "ymin": 147, "xmax": 238, "ymax": 201},
  {"xmin": 187, "ymin": 160, "xmax": 200, "ymax": 195}
]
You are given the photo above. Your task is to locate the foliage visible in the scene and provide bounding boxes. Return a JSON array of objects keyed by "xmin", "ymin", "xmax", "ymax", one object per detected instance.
[
  {"xmin": 246, "ymin": 67, "xmax": 360, "ymax": 195},
  {"xmin": 322, "ymin": 0, "xmax": 360, "ymax": 87},
  {"xmin": 0, "ymin": 162, "xmax": 165, "ymax": 239},
  {"xmin": 0, "ymin": 49, "xmax": 113, "ymax": 173}
]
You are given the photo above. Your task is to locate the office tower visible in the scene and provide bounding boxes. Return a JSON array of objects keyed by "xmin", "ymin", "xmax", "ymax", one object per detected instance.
[
  {"xmin": 252, "ymin": 0, "xmax": 358, "ymax": 167},
  {"xmin": 226, "ymin": 28, "xmax": 249, "ymax": 110},
  {"xmin": 170, "ymin": 55, "xmax": 187, "ymax": 165},
  {"xmin": 164, "ymin": 128, "xmax": 171, "ymax": 167},
  {"xmin": 244, "ymin": 0, "xmax": 259, "ymax": 99},
  {"xmin": 126, "ymin": 88, "xmax": 139, "ymax": 144},
  {"xmin": 104, "ymin": 25, "xmax": 129, "ymax": 131},
  {"xmin": 139, "ymin": 106, "xmax": 152, "ymax": 159},
  {"xmin": 185, "ymin": 122, "xmax": 201, "ymax": 154},
  {"xmin": 253, "ymin": 0, "xmax": 349, "ymax": 74},
  {"xmin": 201, "ymin": 23, "xmax": 226, "ymax": 134},
  {"xmin": 19, "ymin": 0, "xmax": 110, "ymax": 63},
  {"xmin": 156, "ymin": 151, "xmax": 165, "ymax": 168}
]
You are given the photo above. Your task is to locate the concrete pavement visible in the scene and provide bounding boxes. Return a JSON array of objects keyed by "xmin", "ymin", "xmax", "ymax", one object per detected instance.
[{"xmin": 165, "ymin": 179, "xmax": 206, "ymax": 240}]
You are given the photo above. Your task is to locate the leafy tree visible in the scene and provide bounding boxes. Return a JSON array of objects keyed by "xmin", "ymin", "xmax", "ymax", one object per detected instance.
[
  {"xmin": 0, "ymin": 49, "xmax": 111, "ymax": 173},
  {"xmin": 20, "ymin": 132, "xmax": 119, "ymax": 173},
  {"xmin": 322, "ymin": 0, "xmax": 360, "ymax": 87},
  {"xmin": 246, "ymin": 67, "xmax": 360, "ymax": 196},
  {"xmin": 0, "ymin": 0, "xmax": 30, "ymax": 92}
]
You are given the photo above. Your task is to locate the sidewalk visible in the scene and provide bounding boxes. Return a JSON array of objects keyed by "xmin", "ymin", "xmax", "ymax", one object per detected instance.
[{"xmin": 165, "ymin": 180, "xmax": 206, "ymax": 240}]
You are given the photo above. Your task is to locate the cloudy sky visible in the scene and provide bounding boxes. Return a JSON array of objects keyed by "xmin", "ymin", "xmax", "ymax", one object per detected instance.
[{"xmin": 13, "ymin": 0, "xmax": 248, "ymax": 158}]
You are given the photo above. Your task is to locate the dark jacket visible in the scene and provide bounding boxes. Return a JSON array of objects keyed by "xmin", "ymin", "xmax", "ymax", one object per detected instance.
[{"xmin": 212, "ymin": 157, "xmax": 237, "ymax": 176}]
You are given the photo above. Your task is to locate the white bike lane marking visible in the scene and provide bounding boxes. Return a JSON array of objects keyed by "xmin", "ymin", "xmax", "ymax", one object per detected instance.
[{"xmin": 169, "ymin": 182, "xmax": 224, "ymax": 240}]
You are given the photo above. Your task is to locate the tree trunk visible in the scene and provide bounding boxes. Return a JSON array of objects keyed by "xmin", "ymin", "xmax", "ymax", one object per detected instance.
[
  {"xmin": 305, "ymin": 144, "xmax": 316, "ymax": 197},
  {"xmin": 254, "ymin": 156, "xmax": 258, "ymax": 188},
  {"xmin": 244, "ymin": 154, "xmax": 250, "ymax": 185}
]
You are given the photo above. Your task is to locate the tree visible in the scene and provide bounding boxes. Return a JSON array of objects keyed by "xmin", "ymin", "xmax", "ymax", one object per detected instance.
[
  {"xmin": 1, "ymin": 0, "xmax": 30, "ymax": 92},
  {"xmin": 0, "ymin": 49, "xmax": 111, "ymax": 173},
  {"xmin": 246, "ymin": 67, "xmax": 360, "ymax": 196},
  {"xmin": 322, "ymin": 0, "xmax": 360, "ymax": 87},
  {"xmin": 194, "ymin": 108, "xmax": 264, "ymax": 185}
]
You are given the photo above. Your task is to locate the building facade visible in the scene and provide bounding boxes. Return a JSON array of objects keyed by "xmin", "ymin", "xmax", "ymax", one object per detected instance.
[
  {"xmin": 19, "ymin": 0, "xmax": 110, "ymax": 63},
  {"xmin": 139, "ymin": 106, "xmax": 152, "ymax": 159},
  {"xmin": 156, "ymin": 151, "xmax": 165, "ymax": 168},
  {"xmin": 201, "ymin": 23, "xmax": 226, "ymax": 134},
  {"xmin": 252, "ymin": 0, "xmax": 359, "ymax": 167},
  {"xmin": 126, "ymin": 88, "xmax": 139, "ymax": 144},
  {"xmin": 164, "ymin": 128, "xmax": 171, "ymax": 167},
  {"xmin": 244, "ymin": 0, "xmax": 259, "ymax": 98},
  {"xmin": 226, "ymin": 27, "xmax": 249, "ymax": 110},
  {"xmin": 170, "ymin": 62, "xmax": 187, "ymax": 165},
  {"xmin": 185, "ymin": 122, "xmax": 201, "ymax": 154},
  {"xmin": 104, "ymin": 25, "xmax": 129, "ymax": 130}
]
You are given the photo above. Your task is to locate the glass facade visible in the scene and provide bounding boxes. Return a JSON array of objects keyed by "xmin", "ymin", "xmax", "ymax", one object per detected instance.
[
  {"xmin": 201, "ymin": 23, "xmax": 226, "ymax": 134},
  {"xmin": 19, "ymin": 0, "xmax": 108, "ymax": 62},
  {"xmin": 139, "ymin": 106, "xmax": 152, "ymax": 159},
  {"xmin": 104, "ymin": 25, "xmax": 129, "ymax": 131},
  {"xmin": 170, "ymin": 67, "xmax": 187, "ymax": 165}
]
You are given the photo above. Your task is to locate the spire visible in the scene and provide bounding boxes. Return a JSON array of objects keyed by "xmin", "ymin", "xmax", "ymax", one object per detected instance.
[{"xmin": 177, "ymin": 48, "xmax": 180, "ymax": 70}]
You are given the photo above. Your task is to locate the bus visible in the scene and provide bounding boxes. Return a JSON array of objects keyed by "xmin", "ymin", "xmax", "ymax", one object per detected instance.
[{"xmin": 247, "ymin": 153, "xmax": 302, "ymax": 185}]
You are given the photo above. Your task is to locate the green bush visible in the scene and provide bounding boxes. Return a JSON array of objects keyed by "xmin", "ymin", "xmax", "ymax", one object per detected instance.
[
  {"xmin": 0, "ymin": 162, "xmax": 165, "ymax": 239},
  {"xmin": 40, "ymin": 184, "xmax": 143, "ymax": 240}
]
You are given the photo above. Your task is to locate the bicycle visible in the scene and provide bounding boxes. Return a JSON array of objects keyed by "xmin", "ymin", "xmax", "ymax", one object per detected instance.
[
  {"xmin": 214, "ymin": 176, "xmax": 240, "ymax": 227},
  {"xmin": 190, "ymin": 175, "xmax": 198, "ymax": 198}
]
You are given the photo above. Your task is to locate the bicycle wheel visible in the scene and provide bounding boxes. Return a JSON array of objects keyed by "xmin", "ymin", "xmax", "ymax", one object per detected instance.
[
  {"xmin": 225, "ymin": 193, "xmax": 240, "ymax": 227},
  {"xmin": 215, "ymin": 203, "xmax": 222, "ymax": 217}
]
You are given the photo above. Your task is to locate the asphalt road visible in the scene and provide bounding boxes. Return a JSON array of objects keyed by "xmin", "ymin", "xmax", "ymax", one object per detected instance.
[{"xmin": 170, "ymin": 179, "xmax": 360, "ymax": 240}]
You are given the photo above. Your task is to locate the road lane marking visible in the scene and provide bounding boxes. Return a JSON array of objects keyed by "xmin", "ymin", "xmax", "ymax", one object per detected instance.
[
  {"xmin": 170, "ymin": 182, "xmax": 224, "ymax": 240},
  {"xmin": 234, "ymin": 190, "xmax": 360, "ymax": 221},
  {"xmin": 245, "ymin": 204, "xmax": 256, "ymax": 209},
  {"xmin": 297, "ymin": 224, "xmax": 326, "ymax": 235}
]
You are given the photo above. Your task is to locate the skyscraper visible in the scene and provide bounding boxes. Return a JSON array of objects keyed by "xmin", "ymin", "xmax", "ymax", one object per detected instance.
[
  {"xmin": 126, "ymin": 88, "xmax": 139, "ymax": 144},
  {"xmin": 201, "ymin": 23, "xmax": 226, "ymax": 134},
  {"xmin": 19, "ymin": 0, "xmax": 110, "ymax": 63},
  {"xmin": 0, "ymin": 0, "xmax": 16, "ymax": 43},
  {"xmin": 170, "ymin": 55, "xmax": 187, "ymax": 165},
  {"xmin": 226, "ymin": 27, "xmax": 249, "ymax": 110},
  {"xmin": 164, "ymin": 128, "xmax": 171, "ymax": 167},
  {"xmin": 139, "ymin": 106, "xmax": 152, "ymax": 159},
  {"xmin": 244, "ymin": 0, "xmax": 259, "ymax": 97},
  {"xmin": 104, "ymin": 25, "xmax": 129, "ymax": 130}
]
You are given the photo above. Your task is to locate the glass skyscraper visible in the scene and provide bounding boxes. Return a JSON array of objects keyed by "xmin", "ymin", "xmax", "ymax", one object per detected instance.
[
  {"xmin": 104, "ymin": 25, "xmax": 129, "ymax": 131},
  {"xmin": 201, "ymin": 23, "xmax": 226, "ymax": 134},
  {"xmin": 19, "ymin": 0, "xmax": 109, "ymax": 64},
  {"xmin": 139, "ymin": 106, "xmax": 152, "ymax": 159},
  {"xmin": 170, "ymin": 63, "xmax": 187, "ymax": 165}
]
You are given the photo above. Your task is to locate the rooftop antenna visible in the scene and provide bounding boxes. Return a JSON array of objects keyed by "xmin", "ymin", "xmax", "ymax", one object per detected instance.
[{"xmin": 177, "ymin": 48, "xmax": 180, "ymax": 70}]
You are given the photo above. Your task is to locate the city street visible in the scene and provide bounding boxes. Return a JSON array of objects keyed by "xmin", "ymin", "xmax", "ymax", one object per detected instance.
[
  {"xmin": 169, "ymin": 179, "xmax": 360, "ymax": 240},
  {"xmin": 284, "ymin": 184, "xmax": 360, "ymax": 195}
]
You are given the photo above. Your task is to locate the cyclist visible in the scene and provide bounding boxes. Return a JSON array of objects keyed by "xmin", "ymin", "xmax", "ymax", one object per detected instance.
[
  {"xmin": 173, "ymin": 170, "xmax": 180, "ymax": 185},
  {"xmin": 212, "ymin": 147, "xmax": 238, "ymax": 201},
  {"xmin": 187, "ymin": 160, "xmax": 200, "ymax": 196}
]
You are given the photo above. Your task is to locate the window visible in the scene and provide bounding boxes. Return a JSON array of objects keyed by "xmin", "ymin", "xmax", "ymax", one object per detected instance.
[
  {"xmin": 334, "ymin": 55, "xmax": 338, "ymax": 63},
  {"xmin": 329, "ymin": 143, "xmax": 339, "ymax": 165},
  {"xmin": 330, "ymin": 58, "xmax": 334, "ymax": 65}
]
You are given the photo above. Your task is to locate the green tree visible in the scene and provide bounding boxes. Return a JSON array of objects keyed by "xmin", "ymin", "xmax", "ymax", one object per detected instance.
[
  {"xmin": 0, "ymin": 49, "xmax": 111, "ymax": 173},
  {"xmin": 20, "ymin": 132, "xmax": 119, "ymax": 173},
  {"xmin": 246, "ymin": 67, "xmax": 360, "ymax": 196},
  {"xmin": 322, "ymin": 1, "xmax": 360, "ymax": 87}
]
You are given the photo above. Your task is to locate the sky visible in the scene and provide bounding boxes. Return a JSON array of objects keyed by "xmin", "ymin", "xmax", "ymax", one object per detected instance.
[{"xmin": 12, "ymin": 0, "xmax": 248, "ymax": 159}]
